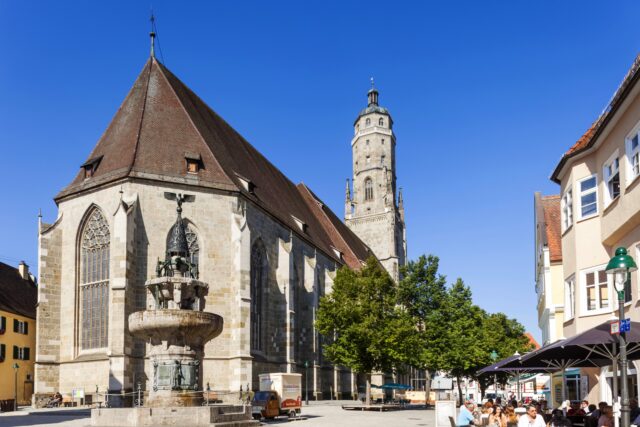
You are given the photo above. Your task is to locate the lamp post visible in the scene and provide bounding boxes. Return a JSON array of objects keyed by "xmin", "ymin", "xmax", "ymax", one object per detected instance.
[
  {"xmin": 12, "ymin": 363, "xmax": 19, "ymax": 411},
  {"xmin": 304, "ymin": 360, "xmax": 309, "ymax": 405},
  {"xmin": 490, "ymin": 350, "xmax": 498, "ymax": 399},
  {"xmin": 606, "ymin": 247, "xmax": 638, "ymax": 427}
]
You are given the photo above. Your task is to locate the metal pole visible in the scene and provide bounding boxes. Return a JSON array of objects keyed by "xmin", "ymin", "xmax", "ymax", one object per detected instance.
[
  {"xmin": 517, "ymin": 373, "xmax": 520, "ymax": 402},
  {"xmin": 613, "ymin": 357, "xmax": 619, "ymax": 404},
  {"xmin": 561, "ymin": 367, "xmax": 567, "ymax": 416},
  {"xmin": 14, "ymin": 368, "xmax": 18, "ymax": 411},
  {"xmin": 305, "ymin": 361, "xmax": 309, "ymax": 405},
  {"xmin": 619, "ymin": 283, "xmax": 630, "ymax": 427}
]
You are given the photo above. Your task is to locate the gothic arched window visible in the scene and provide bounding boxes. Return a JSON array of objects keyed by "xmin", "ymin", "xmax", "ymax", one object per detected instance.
[
  {"xmin": 166, "ymin": 222, "xmax": 200, "ymax": 273},
  {"xmin": 379, "ymin": 118, "xmax": 384, "ymax": 126},
  {"xmin": 79, "ymin": 207, "xmax": 110, "ymax": 350},
  {"xmin": 250, "ymin": 241, "xmax": 267, "ymax": 352},
  {"xmin": 364, "ymin": 178, "xmax": 374, "ymax": 201}
]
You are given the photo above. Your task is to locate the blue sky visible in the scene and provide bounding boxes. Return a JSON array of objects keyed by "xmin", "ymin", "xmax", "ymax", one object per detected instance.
[{"xmin": 1, "ymin": 1, "xmax": 639, "ymax": 340}]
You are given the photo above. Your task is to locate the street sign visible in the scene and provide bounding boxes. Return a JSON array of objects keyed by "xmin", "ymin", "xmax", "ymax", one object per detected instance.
[
  {"xmin": 621, "ymin": 318, "xmax": 631, "ymax": 333},
  {"xmin": 611, "ymin": 321, "xmax": 620, "ymax": 334}
]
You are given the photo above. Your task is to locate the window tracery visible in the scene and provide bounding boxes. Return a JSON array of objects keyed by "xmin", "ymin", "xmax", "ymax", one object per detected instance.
[{"xmin": 80, "ymin": 208, "xmax": 110, "ymax": 350}]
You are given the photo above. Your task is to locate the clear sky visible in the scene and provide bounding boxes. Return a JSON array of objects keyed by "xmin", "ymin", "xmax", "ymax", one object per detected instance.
[{"xmin": 2, "ymin": 1, "xmax": 640, "ymax": 340}]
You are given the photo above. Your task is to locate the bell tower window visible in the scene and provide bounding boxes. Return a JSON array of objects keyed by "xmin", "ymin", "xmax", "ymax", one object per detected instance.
[
  {"xmin": 379, "ymin": 118, "xmax": 384, "ymax": 126},
  {"xmin": 364, "ymin": 178, "xmax": 373, "ymax": 201}
]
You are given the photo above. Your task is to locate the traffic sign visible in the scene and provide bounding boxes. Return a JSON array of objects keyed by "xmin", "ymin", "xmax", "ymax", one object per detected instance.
[
  {"xmin": 611, "ymin": 321, "xmax": 620, "ymax": 334},
  {"xmin": 621, "ymin": 318, "xmax": 631, "ymax": 333}
]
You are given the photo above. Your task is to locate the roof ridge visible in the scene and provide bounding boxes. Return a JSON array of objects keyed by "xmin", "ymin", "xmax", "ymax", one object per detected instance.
[{"xmin": 128, "ymin": 59, "xmax": 153, "ymax": 176}]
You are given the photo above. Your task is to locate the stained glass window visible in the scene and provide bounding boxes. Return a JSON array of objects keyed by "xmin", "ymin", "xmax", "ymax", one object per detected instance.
[{"xmin": 80, "ymin": 208, "xmax": 110, "ymax": 349}]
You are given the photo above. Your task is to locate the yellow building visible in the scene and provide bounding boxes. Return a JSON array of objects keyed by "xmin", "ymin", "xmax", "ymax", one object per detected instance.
[{"xmin": 0, "ymin": 261, "xmax": 37, "ymax": 407}]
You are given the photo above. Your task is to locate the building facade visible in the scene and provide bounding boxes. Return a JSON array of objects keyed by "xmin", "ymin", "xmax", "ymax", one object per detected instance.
[
  {"xmin": 345, "ymin": 86, "xmax": 406, "ymax": 282},
  {"xmin": 549, "ymin": 54, "xmax": 640, "ymax": 405},
  {"xmin": 0, "ymin": 261, "xmax": 37, "ymax": 406},
  {"xmin": 534, "ymin": 193, "xmax": 565, "ymax": 347},
  {"xmin": 33, "ymin": 56, "xmax": 390, "ymax": 405}
]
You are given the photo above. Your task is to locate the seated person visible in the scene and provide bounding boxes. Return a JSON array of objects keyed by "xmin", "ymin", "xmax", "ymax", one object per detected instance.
[
  {"xmin": 458, "ymin": 401, "xmax": 479, "ymax": 426},
  {"xmin": 48, "ymin": 392, "xmax": 63, "ymax": 407}
]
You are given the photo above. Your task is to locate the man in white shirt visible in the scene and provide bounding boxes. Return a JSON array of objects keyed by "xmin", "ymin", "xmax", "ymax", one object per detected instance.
[{"xmin": 518, "ymin": 405, "xmax": 546, "ymax": 427}]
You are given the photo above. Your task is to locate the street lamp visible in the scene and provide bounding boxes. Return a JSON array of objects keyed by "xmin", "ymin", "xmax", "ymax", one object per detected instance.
[
  {"xmin": 490, "ymin": 350, "xmax": 498, "ymax": 399},
  {"xmin": 606, "ymin": 247, "xmax": 638, "ymax": 427},
  {"xmin": 304, "ymin": 360, "xmax": 309, "ymax": 405},
  {"xmin": 12, "ymin": 363, "xmax": 19, "ymax": 411}
]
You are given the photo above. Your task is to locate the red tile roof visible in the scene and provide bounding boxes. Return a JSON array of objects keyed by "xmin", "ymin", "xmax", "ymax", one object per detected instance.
[
  {"xmin": 525, "ymin": 332, "xmax": 540, "ymax": 350},
  {"xmin": 56, "ymin": 58, "xmax": 369, "ymax": 269},
  {"xmin": 0, "ymin": 262, "xmax": 37, "ymax": 319},
  {"xmin": 540, "ymin": 195, "xmax": 562, "ymax": 263},
  {"xmin": 552, "ymin": 53, "xmax": 640, "ymax": 183}
]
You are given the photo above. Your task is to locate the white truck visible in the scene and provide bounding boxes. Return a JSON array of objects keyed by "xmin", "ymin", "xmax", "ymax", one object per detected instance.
[{"xmin": 252, "ymin": 373, "xmax": 302, "ymax": 419}]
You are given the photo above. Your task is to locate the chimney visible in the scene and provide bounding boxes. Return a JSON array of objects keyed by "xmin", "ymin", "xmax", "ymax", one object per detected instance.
[{"xmin": 18, "ymin": 261, "xmax": 29, "ymax": 280}]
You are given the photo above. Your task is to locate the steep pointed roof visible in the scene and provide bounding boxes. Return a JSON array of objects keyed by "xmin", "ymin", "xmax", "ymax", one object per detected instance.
[{"xmin": 57, "ymin": 58, "xmax": 370, "ymax": 268}]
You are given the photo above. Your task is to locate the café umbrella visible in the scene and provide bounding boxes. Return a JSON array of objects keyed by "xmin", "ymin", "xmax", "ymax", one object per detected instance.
[
  {"xmin": 502, "ymin": 320, "xmax": 640, "ymax": 404},
  {"xmin": 478, "ymin": 352, "xmax": 558, "ymax": 401}
]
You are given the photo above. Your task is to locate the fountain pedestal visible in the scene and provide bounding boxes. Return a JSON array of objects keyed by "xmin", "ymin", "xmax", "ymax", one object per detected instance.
[
  {"xmin": 91, "ymin": 193, "xmax": 258, "ymax": 426},
  {"xmin": 128, "ymin": 277, "xmax": 222, "ymax": 407}
]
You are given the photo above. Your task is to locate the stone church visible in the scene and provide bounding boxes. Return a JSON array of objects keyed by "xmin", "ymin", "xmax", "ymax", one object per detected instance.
[{"xmin": 34, "ymin": 55, "xmax": 406, "ymax": 405}]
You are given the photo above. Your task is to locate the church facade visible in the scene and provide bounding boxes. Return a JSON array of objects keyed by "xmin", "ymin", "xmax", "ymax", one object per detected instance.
[{"xmin": 33, "ymin": 57, "xmax": 405, "ymax": 405}]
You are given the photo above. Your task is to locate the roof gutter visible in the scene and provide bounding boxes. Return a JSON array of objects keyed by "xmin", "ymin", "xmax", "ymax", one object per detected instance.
[{"xmin": 550, "ymin": 59, "xmax": 640, "ymax": 184}]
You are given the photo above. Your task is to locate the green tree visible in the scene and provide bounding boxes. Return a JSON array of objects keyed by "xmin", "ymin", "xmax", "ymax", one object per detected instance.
[
  {"xmin": 397, "ymin": 255, "xmax": 449, "ymax": 395},
  {"xmin": 472, "ymin": 312, "xmax": 534, "ymax": 398},
  {"xmin": 439, "ymin": 279, "xmax": 487, "ymax": 405},
  {"xmin": 316, "ymin": 256, "xmax": 422, "ymax": 405}
]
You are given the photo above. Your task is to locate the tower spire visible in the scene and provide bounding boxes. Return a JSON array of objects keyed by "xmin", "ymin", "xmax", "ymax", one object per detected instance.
[
  {"xmin": 345, "ymin": 178, "xmax": 351, "ymax": 202},
  {"xmin": 150, "ymin": 12, "xmax": 156, "ymax": 58},
  {"xmin": 367, "ymin": 77, "xmax": 379, "ymax": 106}
]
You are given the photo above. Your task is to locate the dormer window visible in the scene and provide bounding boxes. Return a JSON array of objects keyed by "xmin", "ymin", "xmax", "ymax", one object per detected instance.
[
  {"xmin": 185, "ymin": 152, "xmax": 202, "ymax": 174},
  {"xmin": 291, "ymin": 215, "xmax": 307, "ymax": 233},
  {"xmin": 81, "ymin": 155, "xmax": 103, "ymax": 180},
  {"xmin": 234, "ymin": 172, "xmax": 255, "ymax": 194}
]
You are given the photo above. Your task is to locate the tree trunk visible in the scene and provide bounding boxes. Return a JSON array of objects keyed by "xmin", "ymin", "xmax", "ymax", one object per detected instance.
[
  {"xmin": 457, "ymin": 375, "xmax": 464, "ymax": 406},
  {"xmin": 424, "ymin": 370, "xmax": 433, "ymax": 406},
  {"xmin": 365, "ymin": 374, "xmax": 371, "ymax": 406}
]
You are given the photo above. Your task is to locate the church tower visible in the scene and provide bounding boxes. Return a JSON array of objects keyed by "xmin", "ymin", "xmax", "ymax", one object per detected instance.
[{"xmin": 345, "ymin": 83, "xmax": 407, "ymax": 281}]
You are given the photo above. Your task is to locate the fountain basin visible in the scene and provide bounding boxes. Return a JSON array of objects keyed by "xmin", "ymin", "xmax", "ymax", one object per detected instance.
[{"xmin": 129, "ymin": 310, "xmax": 223, "ymax": 346}]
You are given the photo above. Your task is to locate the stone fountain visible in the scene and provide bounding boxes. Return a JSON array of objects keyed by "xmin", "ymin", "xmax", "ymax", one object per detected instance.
[{"xmin": 91, "ymin": 193, "xmax": 258, "ymax": 426}]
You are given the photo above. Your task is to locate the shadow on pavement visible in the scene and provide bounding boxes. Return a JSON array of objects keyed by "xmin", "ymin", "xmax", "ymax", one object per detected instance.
[{"xmin": 0, "ymin": 409, "xmax": 90, "ymax": 427}]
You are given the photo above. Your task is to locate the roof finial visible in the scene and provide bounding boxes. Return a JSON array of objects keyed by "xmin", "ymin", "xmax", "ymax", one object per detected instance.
[
  {"xmin": 367, "ymin": 77, "xmax": 378, "ymax": 106},
  {"xmin": 150, "ymin": 11, "xmax": 156, "ymax": 58}
]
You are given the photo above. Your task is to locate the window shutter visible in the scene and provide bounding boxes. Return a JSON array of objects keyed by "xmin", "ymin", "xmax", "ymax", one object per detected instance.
[
  {"xmin": 24, "ymin": 321, "xmax": 28, "ymax": 335},
  {"xmin": 13, "ymin": 345, "xmax": 18, "ymax": 359},
  {"xmin": 23, "ymin": 347, "xmax": 30, "ymax": 361},
  {"xmin": 13, "ymin": 319, "xmax": 19, "ymax": 333}
]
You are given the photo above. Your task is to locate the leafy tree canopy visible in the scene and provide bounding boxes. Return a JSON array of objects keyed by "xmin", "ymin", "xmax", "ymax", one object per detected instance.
[{"xmin": 316, "ymin": 256, "xmax": 422, "ymax": 375}]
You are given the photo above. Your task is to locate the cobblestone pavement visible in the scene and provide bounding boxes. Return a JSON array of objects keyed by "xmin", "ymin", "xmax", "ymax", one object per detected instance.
[{"xmin": 0, "ymin": 401, "xmax": 435, "ymax": 427}]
